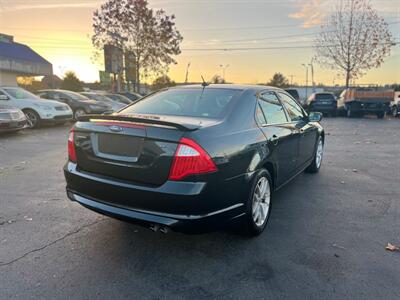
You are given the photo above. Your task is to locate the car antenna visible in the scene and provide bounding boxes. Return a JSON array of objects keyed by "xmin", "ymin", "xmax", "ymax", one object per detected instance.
[{"xmin": 201, "ymin": 75, "xmax": 209, "ymax": 87}]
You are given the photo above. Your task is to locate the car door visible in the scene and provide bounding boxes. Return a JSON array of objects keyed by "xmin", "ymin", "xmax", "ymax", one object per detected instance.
[
  {"xmin": 277, "ymin": 91, "xmax": 318, "ymax": 169},
  {"xmin": 256, "ymin": 91, "xmax": 299, "ymax": 187}
]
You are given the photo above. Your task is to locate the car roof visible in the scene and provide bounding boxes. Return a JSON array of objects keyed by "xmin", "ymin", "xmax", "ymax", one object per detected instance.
[
  {"xmin": 38, "ymin": 89, "xmax": 78, "ymax": 93},
  {"xmin": 168, "ymin": 84, "xmax": 281, "ymax": 93}
]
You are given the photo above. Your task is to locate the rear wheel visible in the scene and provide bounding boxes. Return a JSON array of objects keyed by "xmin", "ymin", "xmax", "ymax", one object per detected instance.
[
  {"xmin": 346, "ymin": 107, "xmax": 354, "ymax": 118},
  {"xmin": 305, "ymin": 136, "xmax": 324, "ymax": 173},
  {"xmin": 376, "ymin": 111, "xmax": 386, "ymax": 119},
  {"xmin": 23, "ymin": 109, "xmax": 41, "ymax": 128},
  {"xmin": 391, "ymin": 106, "xmax": 398, "ymax": 117},
  {"xmin": 243, "ymin": 169, "xmax": 272, "ymax": 236}
]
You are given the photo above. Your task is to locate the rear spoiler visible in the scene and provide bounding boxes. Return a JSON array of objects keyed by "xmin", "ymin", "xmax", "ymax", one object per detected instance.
[{"xmin": 77, "ymin": 114, "xmax": 199, "ymax": 131}]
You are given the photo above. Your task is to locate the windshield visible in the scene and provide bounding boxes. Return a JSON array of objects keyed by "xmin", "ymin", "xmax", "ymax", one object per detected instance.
[
  {"xmin": 120, "ymin": 88, "xmax": 241, "ymax": 119},
  {"xmin": 106, "ymin": 94, "xmax": 132, "ymax": 104},
  {"xmin": 3, "ymin": 88, "xmax": 40, "ymax": 100}
]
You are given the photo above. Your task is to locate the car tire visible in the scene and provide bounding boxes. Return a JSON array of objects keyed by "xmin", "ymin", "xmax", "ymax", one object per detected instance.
[
  {"xmin": 346, "ymin": 107, "xmax": 354, "ymax": 118},
  {"xmin": 391, "ymin": 106, "xmax": 398, "ymax": 117},
  {"xmin": 243, "ymin": 169, "xmax": 273, "ymax": 236},
  {"xmin": 376, "ymin": 111, "xmax": 386, "ymax": 119},
  {"xmin": 305, "ymin": 136, "xmax": 324, "ymax": 173},
  {"xmin": 74, "ymin": 108, "xmax": 86, "ymax": 120},
  {"xmin": 23, "ymin": 109, "xmax": 41, "ymax": 128}
]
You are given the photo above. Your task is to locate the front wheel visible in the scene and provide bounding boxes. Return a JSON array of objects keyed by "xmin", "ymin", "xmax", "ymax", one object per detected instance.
[
  {"xmin": 376, "ymin": 111, "xmax": 386, "ymax": 119},
  {"xmin": 243, "ymin": 169, "xmax": 272, "ymax": 236},
  {"xmin": 23, "ymin": 109, "xmax": 41, "ymax": 128},
  {"xmin": 305, "ymin": 136, "xmax": 324, "ymax": 173}
]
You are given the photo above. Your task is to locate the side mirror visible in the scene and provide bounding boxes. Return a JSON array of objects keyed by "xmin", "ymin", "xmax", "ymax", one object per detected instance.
[
  {"xmin": 0, "ymin": 95, "xmax": 9, "ymax": 100},
  {"xmin": 309, "ymin": 112, "xmax": 323, "ymax": 122}
]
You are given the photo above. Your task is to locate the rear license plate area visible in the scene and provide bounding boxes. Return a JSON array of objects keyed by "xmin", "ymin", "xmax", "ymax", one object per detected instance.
[{"xmin": 93, "ymin": 133, "xmax": 143, "ymax": 162}]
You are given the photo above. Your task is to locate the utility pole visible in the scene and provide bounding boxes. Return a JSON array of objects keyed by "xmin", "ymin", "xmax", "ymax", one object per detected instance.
[
  {"xmin": 185, "ymin": 62, "xmax": 191, "ymax": 84},
  {"xmin": 302, "ymin": 63, "xmax": 309, "ymax": 100},
  {"xmin": 288, "ymin": 74, "xmax": 295, "ymax": 86}
]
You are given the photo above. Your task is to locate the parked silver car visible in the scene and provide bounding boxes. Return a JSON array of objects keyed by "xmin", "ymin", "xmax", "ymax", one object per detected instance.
[{"xmin": 0, "ymin": 104, "xmax": 28, "ymax": 133}]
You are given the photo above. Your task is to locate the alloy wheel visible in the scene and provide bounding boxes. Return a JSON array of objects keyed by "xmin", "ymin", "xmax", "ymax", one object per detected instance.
[
  {"xmin": 252, "ymin": 177, "xmax": 271, "ymax": 227},
  {"xmin": 25, "ymin": 111, "xmax": 38, "ymax": 128},
  {"xmin": 392, "ymin": 106, "xmax": 398, "ymax": 117},
  {"xmin": 315, "ymin": 138, "xmax": 324, "ymax": 168}
]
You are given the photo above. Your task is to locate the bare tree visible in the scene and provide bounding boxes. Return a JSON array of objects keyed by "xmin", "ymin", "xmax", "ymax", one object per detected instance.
[
  {"xmin": 92, "ymin": 0, "xmax": 183, "ymax": 91},
  {"xmin": 315, "ymin": 0, "xmax": 393, "ymax": 87}
]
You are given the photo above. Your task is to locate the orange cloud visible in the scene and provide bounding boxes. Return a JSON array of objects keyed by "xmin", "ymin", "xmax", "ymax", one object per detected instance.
[{"xmin": 289, "ymin": 0, "xmax": 326, "ymax": 28}]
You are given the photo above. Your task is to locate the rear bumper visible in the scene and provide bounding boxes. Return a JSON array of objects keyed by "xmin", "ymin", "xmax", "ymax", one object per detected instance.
[
  {"xmin": 309, "ymin": 104, "xmax": 337, "ymax": 113},
  {"xmin": 66, "ymin": 191, "xmax": 243, "ymax": 233},
  {"xmin": 64, "ymin": 162, "xmax": 246, "ymax": 233}
]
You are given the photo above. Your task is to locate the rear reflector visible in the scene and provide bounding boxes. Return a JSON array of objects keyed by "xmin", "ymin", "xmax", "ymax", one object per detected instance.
[
  {"xmin": 169, "ymin": 137, "xmax": 217, "ymax": 181},
  {"xmin": 68, "ymin": 128, "xmax": 77, "ymax": 162}
]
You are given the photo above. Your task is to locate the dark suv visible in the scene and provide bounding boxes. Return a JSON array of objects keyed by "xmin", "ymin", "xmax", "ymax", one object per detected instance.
[
  {"xmin": 37, "ymin": 90, "xmax": 112, "ymax": 119},
  {"xmin": 306, "ymin": 92, "xmax": 337, "ymax": 116}
]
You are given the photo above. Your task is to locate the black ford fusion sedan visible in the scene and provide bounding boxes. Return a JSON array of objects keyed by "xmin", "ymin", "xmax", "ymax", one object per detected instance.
[{"xmin": 64, "ymin": 84, "xmax": 324, "ymax": 236}]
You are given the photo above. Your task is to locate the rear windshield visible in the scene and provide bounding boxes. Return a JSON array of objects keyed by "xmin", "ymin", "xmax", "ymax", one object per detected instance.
[
  {"xmin": 286, "ymin": 89, "xmax": 299, "ymax": 98},
  {"xmin": 315, "ymin": 93, "xmax": 335, "ymax": 100},
  {"xmin": 120, "ymin": 88, "xmax": 241, "ymax": 119}
]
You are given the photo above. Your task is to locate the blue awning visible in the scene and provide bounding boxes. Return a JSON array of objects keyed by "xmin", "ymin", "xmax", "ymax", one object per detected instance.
[{"xmin": 0, "ymin": 41, "xmax": 52, "ymax": 76}]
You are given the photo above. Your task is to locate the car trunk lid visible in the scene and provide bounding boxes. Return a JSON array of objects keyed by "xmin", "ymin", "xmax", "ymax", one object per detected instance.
[{"xmin": 72, "ymin": 114, "xmax": 219, "ymax": 186}]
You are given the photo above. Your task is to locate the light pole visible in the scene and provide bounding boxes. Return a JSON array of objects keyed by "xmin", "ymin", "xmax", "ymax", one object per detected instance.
[
  {"xmin": 185, "ymin": 62, "xmax": 191, "ymax": 83},
  {"xmin": 219, "ymin": 64, "xmax": 229, "ymax": 81},
  {"xmin": 309, "ymin": 59, "xmax": 315, "ymax": 92},
  {"xmin": 302, "ymin": 63, "xmax": 309, "ymax": 100}
]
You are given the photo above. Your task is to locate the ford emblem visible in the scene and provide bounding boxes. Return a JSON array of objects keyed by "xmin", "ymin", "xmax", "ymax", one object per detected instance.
[{"xmin": 109, "ymin": 125, "xmax": 123, "ymax": 132}]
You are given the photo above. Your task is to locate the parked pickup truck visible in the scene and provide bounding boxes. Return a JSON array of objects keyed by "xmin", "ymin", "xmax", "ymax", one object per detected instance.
[{"xmin": 338, "ymin": 88, "xmax": 393, "ymax": 118}]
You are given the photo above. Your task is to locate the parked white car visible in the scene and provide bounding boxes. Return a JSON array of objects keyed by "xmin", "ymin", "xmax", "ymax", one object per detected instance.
[
  {"xmin": 390, "ymin": 91, "xmax": 400, "ymax": 117},
  {"xmin": 0, "ymin": 86, "xmax": 73, "ymax": 128}
]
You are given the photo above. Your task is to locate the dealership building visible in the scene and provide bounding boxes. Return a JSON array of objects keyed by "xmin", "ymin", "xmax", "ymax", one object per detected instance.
[{"xmin": 0, "ymin": 33, "xmax": 52, "ymax": 86}]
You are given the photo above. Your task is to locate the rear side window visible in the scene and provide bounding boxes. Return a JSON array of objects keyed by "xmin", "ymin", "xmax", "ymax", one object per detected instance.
[
  {"xmin": 278, "ymin": 92, "xmax": 304, "ymax": 122},
  {"xmin": 315, "ymin": 94, "xmax": 335, "ymax": 100},
  {"xmin": 120, "ymin": 88, "xmax": 240, "ymax": 119},
  {"xmin": 258, "ymin": 92, "xmax": 288, "ymax": 125},
  {"xmin": 286, "ymin": 89, "xmax": 299, "ymax": 99}
]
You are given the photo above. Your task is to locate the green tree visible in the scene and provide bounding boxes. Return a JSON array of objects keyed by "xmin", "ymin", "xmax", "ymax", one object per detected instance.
[
  {"xmin": 92, "ymin": 0, "xmax": 183, "ymax": 92},
  {"xmin": 266, "ymin": 73, "xmax": 289, "ymax": 88},
  {"xmin": 151, "ymin": 75, "xmax": 175, "ymax": 91},
  {"xmin": 61, "ymin": 71, "xmax": 83, "ymax": 92}
]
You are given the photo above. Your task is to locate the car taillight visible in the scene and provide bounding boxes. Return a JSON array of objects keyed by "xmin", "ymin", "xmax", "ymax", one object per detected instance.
[
  {"xmin": 169, "ymin": 137, "xmax": 217, "ymax": 181},
  {"xmin": 68, "ymin": 129, "xmax": 77, "ymax": 162}
]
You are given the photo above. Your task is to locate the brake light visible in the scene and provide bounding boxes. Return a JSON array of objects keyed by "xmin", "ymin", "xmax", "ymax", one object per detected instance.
[
  {"xmin": 169, "ymin": 138, "xmax": 217, "ymax": 181},
  {"xmin": 68, "ymin": 129, "xmax": 77, "ymax": 162}
]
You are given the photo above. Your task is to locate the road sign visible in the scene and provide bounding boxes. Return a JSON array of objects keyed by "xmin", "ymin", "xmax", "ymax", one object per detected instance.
[{"xmin": 104, "ymin": 45, "xmax": 123, "ymax": 74}]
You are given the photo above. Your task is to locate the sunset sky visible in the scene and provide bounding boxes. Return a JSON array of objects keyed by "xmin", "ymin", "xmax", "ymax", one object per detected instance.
[{"xmin": 0, "ymin": 0, "xmax": 399, "ymax": 85}]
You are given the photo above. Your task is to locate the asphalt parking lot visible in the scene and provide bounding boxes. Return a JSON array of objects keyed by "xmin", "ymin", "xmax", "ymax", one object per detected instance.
[{"xmin": 1, "ymin": 117, "xmax": 400, "ymax": 299}]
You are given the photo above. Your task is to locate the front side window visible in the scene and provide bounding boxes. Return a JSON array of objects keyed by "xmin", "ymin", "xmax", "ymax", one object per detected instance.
[
  {"xmin": 278, "ymin": 92, "xmax": 304, "ymax": 122},
  {"xmin": 258, "ymin": 92, "xmax": 288, "ymax": 125},
  {"xmin": 120, "ymin": 88, "xmax": 240, "ymax": 119},
  {"xmin": 3, "ymin": 88, "xmax": 40, "ymax": 100}
]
